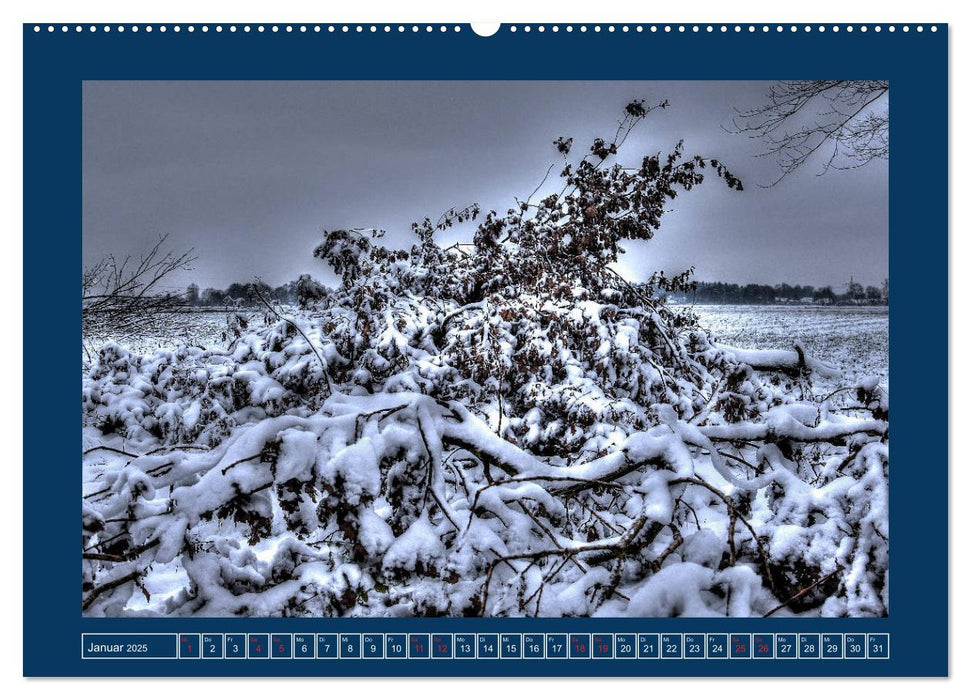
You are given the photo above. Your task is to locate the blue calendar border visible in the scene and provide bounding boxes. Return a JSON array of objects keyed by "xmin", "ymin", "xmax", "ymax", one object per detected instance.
[{"xmin": 23, "ymin": 23, "xmax": 948, "ymax": 677}]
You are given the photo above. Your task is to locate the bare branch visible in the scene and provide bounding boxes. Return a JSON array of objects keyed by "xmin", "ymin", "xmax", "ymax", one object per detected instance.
[
  {"xmin": 732, "ymin": 80, "xmax": 888, "ymax": 184},
  {"xmin": 82, "ymin": 233, "xmax": 197, "ymax": 338}
]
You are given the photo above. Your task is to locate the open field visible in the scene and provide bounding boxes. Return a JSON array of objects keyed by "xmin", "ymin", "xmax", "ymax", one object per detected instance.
[
  {"xmin": 83, "ymin": 308, "xmax": 265, "ymax": 357},
  {"xmin": 689, "ymin": 304, "xmax": 888, "ymax": 386}
]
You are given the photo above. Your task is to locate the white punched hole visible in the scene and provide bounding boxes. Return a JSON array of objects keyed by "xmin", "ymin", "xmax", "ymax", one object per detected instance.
[{"xmin": 471, "ymin": 23, "xmax": 500, "ymax": 37}]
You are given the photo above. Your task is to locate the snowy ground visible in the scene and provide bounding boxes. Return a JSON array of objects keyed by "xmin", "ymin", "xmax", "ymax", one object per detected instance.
[
  {"xmin": 83, "ymin": 308, "xmax": 262, "ymax": 357},
  {"xmin": 690, "ymin": 305, "xmax": 888, "ymax": 387},
  {"xmin": 81, "ymin": 303, "xmax": 889, "ymax": 618}
]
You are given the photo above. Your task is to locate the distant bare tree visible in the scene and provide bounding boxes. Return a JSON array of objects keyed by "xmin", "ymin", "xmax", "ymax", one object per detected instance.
[
  {"xmin": 82, "ymin": 234, "xmax": 196, "ymax": 344},
  {"xmin": 734, "ymin": 80, "xmax": 888, "ymax": 184}
]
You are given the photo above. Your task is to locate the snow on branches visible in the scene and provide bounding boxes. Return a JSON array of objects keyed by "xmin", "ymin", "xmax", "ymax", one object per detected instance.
[{"xmin": 82, "ymin": 102, "xmax": 889, "ymax": 618}]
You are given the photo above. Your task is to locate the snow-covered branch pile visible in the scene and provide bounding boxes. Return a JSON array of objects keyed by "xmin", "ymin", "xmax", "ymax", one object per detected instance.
[{"xmin": 82, "ymin": 102, "xmax": 889, "ymax": 617}]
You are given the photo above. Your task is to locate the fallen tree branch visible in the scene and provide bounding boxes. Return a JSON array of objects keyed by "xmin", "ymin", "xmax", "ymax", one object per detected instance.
[
  {"xmin": 700, "ymin": 417, "xmax": 886, "ymax": 444},
  {"xmin": 718, "ymin": 343, "xmax": 840, "ymax": 379}
]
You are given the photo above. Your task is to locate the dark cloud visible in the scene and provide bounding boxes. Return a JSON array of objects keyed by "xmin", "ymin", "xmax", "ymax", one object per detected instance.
[{"xmin": 83, "ymin": 81, "xmax": 888, "ymax": 292}]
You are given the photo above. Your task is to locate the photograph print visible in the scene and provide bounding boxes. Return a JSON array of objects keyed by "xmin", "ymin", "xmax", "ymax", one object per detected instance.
[{"xmin": 81, "ymin": 80, "xmax": 889, "ymax": 618}]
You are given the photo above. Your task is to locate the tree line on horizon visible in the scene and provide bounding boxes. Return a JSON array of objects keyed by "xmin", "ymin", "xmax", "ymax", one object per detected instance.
[
  {"xmin": 183, "ymin": 274, "xmax": 326, "ymax": 308},
  {"xmin": 183, "ymin": 275, "xmax": 890, "ymax": 309},
  {"xmin": 661, "ymin": 278, "xmax": 889, "ymax": 306}
]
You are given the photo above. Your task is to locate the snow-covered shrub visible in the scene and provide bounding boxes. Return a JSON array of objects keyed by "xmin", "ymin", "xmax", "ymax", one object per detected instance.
[{"xmin": 82, "ymin": 102, "xmax": 888, "ymax": 617}]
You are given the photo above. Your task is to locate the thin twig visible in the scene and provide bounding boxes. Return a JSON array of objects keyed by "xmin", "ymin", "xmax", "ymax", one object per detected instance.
[
  {"xmin": 250, "ymin": 282, "xmax": 333, "ymax": 397},
  {"xmin": 763, "ymin": 567, "xmax": 843, "ymax": 618}
]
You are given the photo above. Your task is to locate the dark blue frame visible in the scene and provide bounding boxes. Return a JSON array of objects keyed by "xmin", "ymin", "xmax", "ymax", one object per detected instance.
[{"xmin": 23, "ymin": 22, "xmax": 948, "ymax": 677}]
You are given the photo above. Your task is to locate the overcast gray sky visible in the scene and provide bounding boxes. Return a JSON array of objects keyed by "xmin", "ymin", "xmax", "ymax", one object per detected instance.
[{"xmin": 82, "ymin": 81, "xmax": 888, "ymax": 292}]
